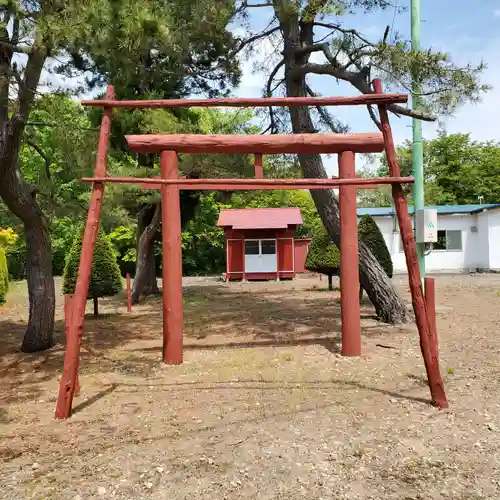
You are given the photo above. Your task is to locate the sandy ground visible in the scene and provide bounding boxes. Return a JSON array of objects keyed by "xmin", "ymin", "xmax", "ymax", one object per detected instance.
[{"xmin": 1, "ymin": 273, "xmax": 500, "ymax": 500}]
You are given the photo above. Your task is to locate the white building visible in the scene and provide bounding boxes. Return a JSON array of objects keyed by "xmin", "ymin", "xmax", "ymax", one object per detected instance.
[{"xmin": 357, "ymin": 204, "xmax": 500, "ymax": 274}]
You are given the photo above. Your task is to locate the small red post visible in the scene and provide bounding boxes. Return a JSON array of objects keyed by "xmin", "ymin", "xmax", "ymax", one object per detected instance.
[
  {"xmin": 242, "ymin": 238, "xmax": 246, "ymax": 281},
  {"xmin": 276, "ymin": 231, "xmax": 280, "ymax": 281},
  {"xmin": 55, "ymin": 85, "xmax": 115, "ymax": 419},
  {"xmin": 126, "ymin": 273, "xmax": 132, "ymax": 312},
  {"xmin": 64, "ymin": 295, "xmax": 79, "ymax": 395},
  {"xmin": 339, "ymin": 150, "xmax": 361, "ymax": 356},
  {"xmin": 424, "ymin": 277, "xmax": 439, "ymax": 359},
  {"xmin": 160, "ymin": 150, "xmax": 183, "ymax": 365},
  {"xmin": 254, "ymin": 153, "xmax": 264, "ymax": 179},
  {"xmin": 373, "ymin": 78, "xmax": 448, "ymax": 409}
]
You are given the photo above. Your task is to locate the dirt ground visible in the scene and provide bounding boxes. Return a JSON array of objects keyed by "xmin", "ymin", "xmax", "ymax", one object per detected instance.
[{"xmin": 1, "ymin": 273, "xmax": 500, "ymax": 500}]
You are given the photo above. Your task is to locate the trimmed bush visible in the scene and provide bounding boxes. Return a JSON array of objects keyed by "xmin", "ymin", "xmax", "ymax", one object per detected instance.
[
  {"xmin": 305, "ymin": 222, "xmax": 340, "ymax": 290},
  {"xmin": 0, "ymin": 246, "xmax": 8, "ymax": 304},
  {"xmin": 358, "ymin": 214, "xmax": 393, "ymax": 300},
  {"xmin": 63, "ymin": 226, "xmax": 123, "ymax": 316}
]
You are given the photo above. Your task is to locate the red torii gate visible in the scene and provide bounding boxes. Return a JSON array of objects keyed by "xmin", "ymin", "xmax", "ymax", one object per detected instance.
[{"xmin": 54, "ymin": 80, "xmax": 448, "ymax": 419}]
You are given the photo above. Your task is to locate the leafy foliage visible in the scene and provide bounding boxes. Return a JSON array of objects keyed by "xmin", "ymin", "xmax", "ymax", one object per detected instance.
[
  {"xmin": 68, "ymin": 0, "xmax": 240, "ymax": 98},
  {"xmin": 0, "ymin": 246, "xmax": 8, "ymax": 304},
  {"xmin": 379, "ymin": 133, "xmax": 500, "ymax": 205},
  {"xmin": 0, "ymin": 228, "xmax": 18, "ymax": 248},
  {"xmin": 181, "ymin": 193, "xmax": 229, "ymax": 275},
  {"xmin": 63, "ymin": 226, "xmax": 123, "ymax": 300},
  {"xmin": 305, "ymin": 222, "xmax": 340, "ymax": 276},
  {"xmin": 358, "ymin": 215, "xmax": 392, "ymax": 278},
  {"xmin": 108, "ymin": 225, "xmax": 137, "ymax": 276}
]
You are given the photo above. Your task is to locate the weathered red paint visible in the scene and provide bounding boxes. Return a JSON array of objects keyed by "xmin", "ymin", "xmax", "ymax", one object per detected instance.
[
  {"xmin": 293, "ymin": 239, "xmax": 312, "ymax": 274},
  {"xmin": 63, "ymin": 294, "xmax": 79, "ymax": 395},
  {"xmin": 424, "ymin": 277, "xmax": 439, "ymax": 360},
  {"xmin": 126, "ymin": 273, "xmax": 132, "ymax": 312},
  {"xmin": 255, "ymin": 153, "xmax": 264, "ymax": 179},
  {"xmin": 126, "ymin": 132, "xmax": 385, "ymax": 154},
  {"xmin": 82, "ymin": 93, "xmax": 408, "ymax": 109},
  {"xmin": 339, "ymin": 150, "xmax": 361, "ymax": 357},
  {"xmin": 82, "ymin": 176, "xmax": 414, "ymax": 190},
  {"xmin": 160, "ymin": 151, "xmax": 183, "ymax": 365},
  {"xmin": 54, "ymin": 83, "xmax": 450, "ymax": 419},
  {"xmin": 276, "ymin": 230, "xmax": 280, "ymax": 281},
  {"xmin": 55, "ymin": 85, "xmax": 115, "ymax": 420},
  {"xmin": 373, "ymin": 78, "xmax": 448, "ymax": 409}
]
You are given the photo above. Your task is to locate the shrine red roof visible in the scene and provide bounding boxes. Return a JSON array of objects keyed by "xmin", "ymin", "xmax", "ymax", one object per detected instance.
[{"xmin": 217, "ymin": 208, "xmax": 303, "ymax": 230}]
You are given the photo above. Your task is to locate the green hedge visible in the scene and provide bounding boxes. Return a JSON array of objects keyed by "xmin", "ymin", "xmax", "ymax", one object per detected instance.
[
  {"xmin": 305, "ymin": 222, "xmax": 340, "ymax": 289},
  {"xmin": 358, "ymin": 214, "xmax": 393, "ymax": 278},
  {"xmin": 0, "ymin": 246, "xmax": 9, "ymax": 304},
  {"xmin": 63, "ymin": 226, "xmax": 123, "ymax": 314}
]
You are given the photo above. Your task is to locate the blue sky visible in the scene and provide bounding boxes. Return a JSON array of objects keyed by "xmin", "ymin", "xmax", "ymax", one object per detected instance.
[{"xmin": 233, "ymin": 0, "xmax": 500, "ymax": 175}]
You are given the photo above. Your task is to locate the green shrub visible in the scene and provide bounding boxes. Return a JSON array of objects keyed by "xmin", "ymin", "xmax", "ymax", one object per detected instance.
[
  {"xmin": 358, "ymin": 215, "xmax": 393, "ymax": 278},
  {"xmin": 0, "ymin": 246, "xmax": 9, "ymax": 304},
  {"xmin": 63, "ymin": 225, "xmax": 123, "ymax": 316},
  {"xmin": 358, "ymin": 214, "xmax": 393, "ymax": 301},
  {"xmin": 305, "ymin": 222, "xmax": 340, "ymax": 290}
]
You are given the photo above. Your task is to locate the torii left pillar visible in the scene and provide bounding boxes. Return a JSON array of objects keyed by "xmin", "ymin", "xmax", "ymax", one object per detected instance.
[
  {"xmin": 55, "ymin": 85, "xmax": 115, "ymax": 419},
  {"xmin": 160, "ymin": 151, "xmax": 184, "ymax": 364},
  {"xmin": 339, "ymin": 150, "xmax": 361, "ymax": 356}
]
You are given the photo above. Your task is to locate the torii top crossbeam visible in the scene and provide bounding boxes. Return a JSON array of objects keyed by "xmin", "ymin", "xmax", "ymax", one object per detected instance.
[{"xmin": 81, "ymin": 93, "xmax": 408, "ymax": 109}]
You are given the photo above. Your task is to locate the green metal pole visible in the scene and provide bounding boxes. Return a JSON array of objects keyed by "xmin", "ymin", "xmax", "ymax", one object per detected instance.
[{"xmin": 411, "ymin": 0, "xmax": 426, "ymax": 281}]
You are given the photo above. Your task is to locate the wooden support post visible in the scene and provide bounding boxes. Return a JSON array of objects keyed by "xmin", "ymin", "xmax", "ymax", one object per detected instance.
[
  {"xmin": 55, "ymin": 85, "xmax": 115, "ymax": 419},
  {"xmin": 339, "ymin": 150, "xmax": 361, "ymax": 356},
  {"xmin": 64, "ymin": 295, "xmax": 79, "ymax": 395},
  {"xmin": 254, "ymin": 153, "xmax": 264, "ymax": 179},
  {"xmin": 242, "ymin": 239, "xmax": 246, "ymax": 282},
  {"xmin": 126, "ymin": 273, "xmax": 132, "ymax": 312},
  {"xmin": 276, "ymin": 231, "xmax": 280, "ymax": 282},
  {"xmin": 160, "ymin": 150, "xmax": 184, "ymax": 365},
  {"xmin": 373, "ymin": 78, "xmax": 448, "ymax": 409},
  {"xmin": 424, "ymin": 277, "xmax": 439, "ymax": 359}
]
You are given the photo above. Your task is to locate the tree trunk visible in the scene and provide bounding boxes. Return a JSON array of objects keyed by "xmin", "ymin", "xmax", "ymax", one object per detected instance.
[
  {"xmin": 131, "ymin": 204, "xmax": 161, "ymax": 304},
  {"xmin": 93, "ymin": 297, "xmax": 99, "ymax": 317},
  {"xmin": 359, "ymin": 285, "xmax": 364, "ymax": 303},
  {"xmin": 0, "ymin": 165, "xmax": 55, "ymax": 351},
  {"xmin": 279, "ymin": 18, "xmax": 409, "ymax": 324},
  {"xmin": 328, "ymin": 273, "xmax": 333, "ymax": 291}
]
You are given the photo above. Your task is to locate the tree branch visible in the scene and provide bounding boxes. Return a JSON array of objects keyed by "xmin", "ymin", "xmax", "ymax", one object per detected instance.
[
  {"xmin": 312, "ymin": 22, "xmax": 375, "ymax": 47},
  {"xmin": 305, "ymin": 84, "xmax": 346, "ymax": 133},
  {"xmin": 234, "ymin": 25, "xmax": 280, "ymax": 54},
  {"xmin": 293, "ymin": 61, "xmax": 435, "ymax": 121},
  {"xmin": 262, "ymin": 59, "xmax": 285, "ymax": 134},
  {"xmin": 26, "ymin": 140, "xmax": 51, "ymax": 180},
  {"xmin": 367, "ymin": 105, "xmax": 382, "ymax": 131}
]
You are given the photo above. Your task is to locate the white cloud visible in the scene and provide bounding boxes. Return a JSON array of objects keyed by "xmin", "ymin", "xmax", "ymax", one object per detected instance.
[{"xmin": 493, "ymin": 9, "xmax": 500, "ymax": 16}]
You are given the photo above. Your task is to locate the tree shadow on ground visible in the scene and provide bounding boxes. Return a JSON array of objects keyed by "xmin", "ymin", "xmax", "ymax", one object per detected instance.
[{"xmin": 0, "ymin": 283, "xmax": 406, "ymax": 407}]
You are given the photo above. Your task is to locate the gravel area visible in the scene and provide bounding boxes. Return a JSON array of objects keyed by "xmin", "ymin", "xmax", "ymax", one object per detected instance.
[{"xmin": 1, "ymin": 273, "xmax": 499, "ymax": 499}]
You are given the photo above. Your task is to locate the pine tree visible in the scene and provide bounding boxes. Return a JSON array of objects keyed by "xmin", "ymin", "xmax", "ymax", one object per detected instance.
[
  {"xmin": 0, "ymin": 246, "xmax": 8, "ymax": 304},
  {"xmin": 63, "ymin": 226, "xmax": 123, "ymax": 316},
  {"xmin": 358, "ymin": 215, "xmax": 393, "ymax": 301},
  {"xmin": 305, "ymin": 222, "xmax": 340, "ymax": 291}
]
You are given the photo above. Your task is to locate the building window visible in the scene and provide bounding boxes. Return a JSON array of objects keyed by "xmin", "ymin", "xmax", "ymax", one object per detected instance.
[
  {"xmin": 245, "ymin": 239, "xmax": 277, "ymax": 256},
  {"xmin": 244, "ymin": 240, "xmax": 260, "ymax": 255},
  {"xmin": 434, "ymin": 230, "xmax": 462, "ymax": 251},
  {"xmin": 261, "ymin": 240, "xmax": 276, "ymax": 255},
  {"xmin": 399, "ymin": 229, "xmax": 462, "ymax": 252}
]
